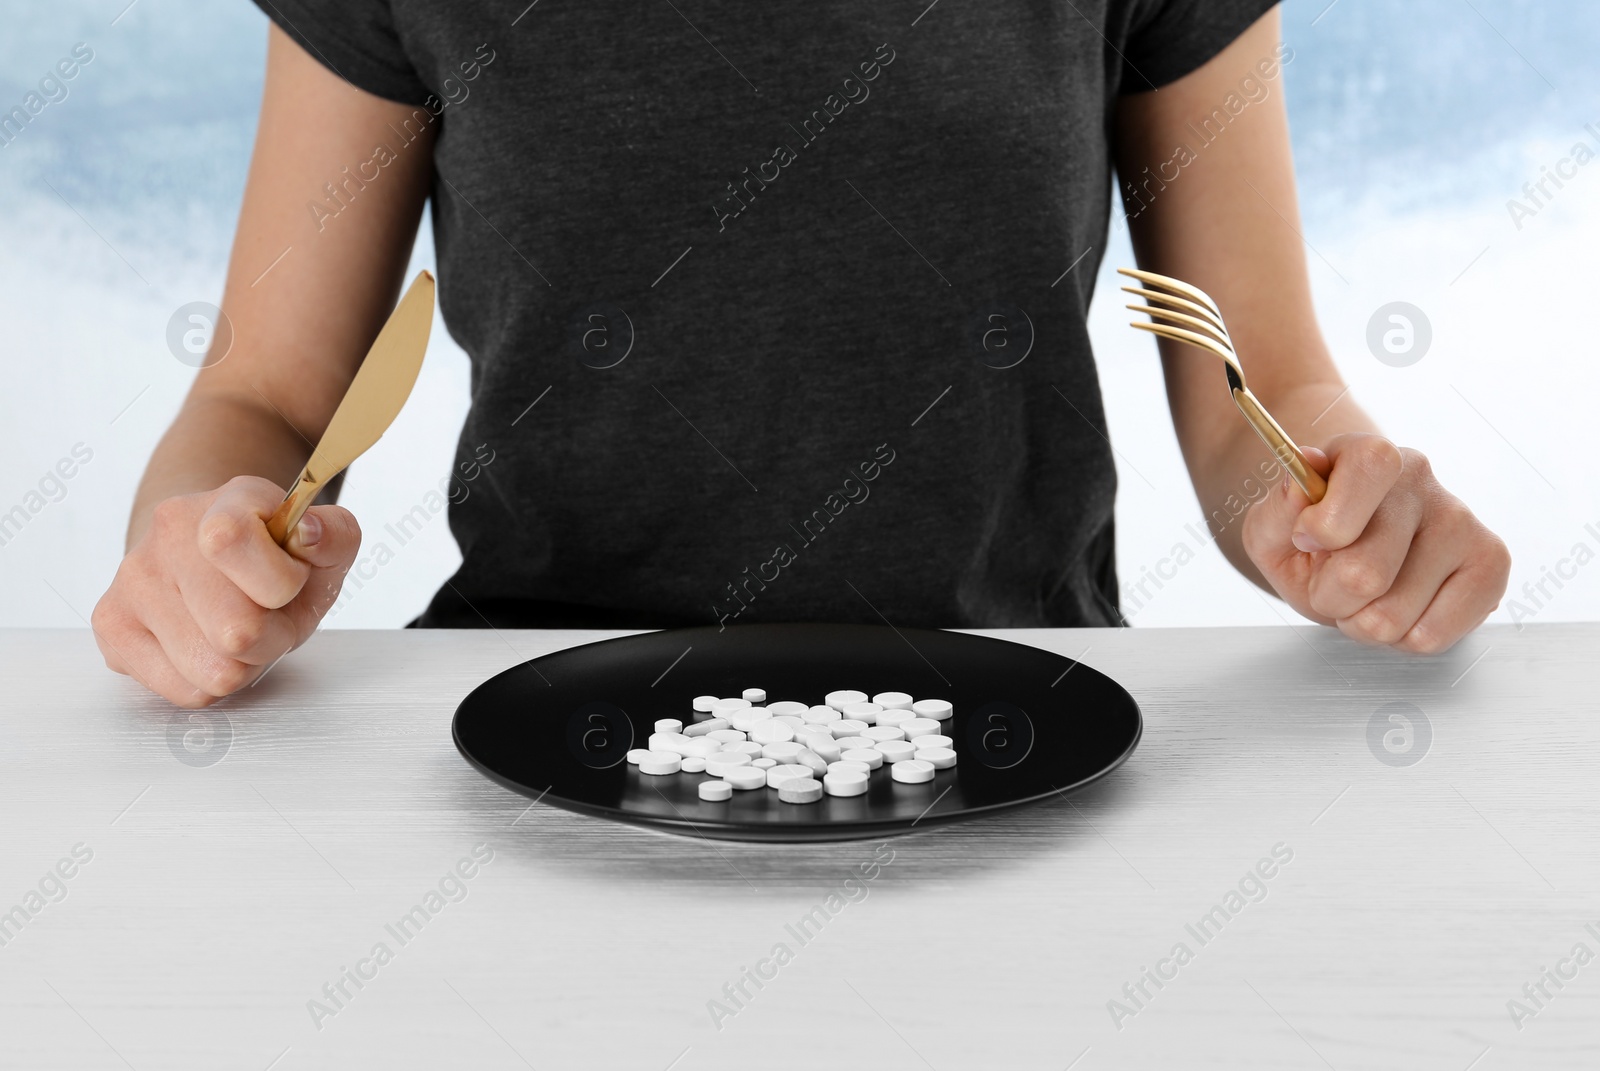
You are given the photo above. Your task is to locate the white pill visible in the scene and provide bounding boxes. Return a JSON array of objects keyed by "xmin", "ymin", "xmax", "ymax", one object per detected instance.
[
  {"xmin": 902, "ymin": 718, "xmax": 942, "ymax": 739},
  {"xmin": 775, "ymin": 716, "xmax": 808, "ymax": 733},
  {"xmin": 750, "ymin": 720, "xmax": 794, "ymax": 745},
  {"xmin": 874, "ymin": 740, "xmax": 916, "ymax": 764},
  {"xmin": 723, "ymin": 767, "xmax": 767, "ymax": 790},
  {"xmin": 842, "ymin": 747, "xmax": 884, "ymax": 770},
  {"xmin": 825, "ymin": 690, "xmax": 868, "ymax": 710},
  {"xmin": 681, "ymin": 755, "xmax": 709, "ymax": 773},
  {"xmin": 714, "ymin": 697, "xmax": 753, "ymax": 715},
  {"xmin": 693, "ymin": 695, "xmax": 719, "ymax": 713},
  {"xmin": 706, "ymin": 753, "xmax": 752, "ymax": 775},
  {"xmin": 827, "ymin": 760, "xmax": 872, "ymax": 777},
  {"xmin": 863, "ymin": 726, "xmax": 905, "ymax": 743},
  {"xmin": 842, "ymin": 702, "xmax": 883, "ymax": 725},
  {"xmin": 698, "ymin": 780, "xmax": 733, "ymax": 801},
  {"xmin": 742, "ymin": 687, "xmax": 767, "ymax": 703},
  {"xmin": 766, "ymin": 764, "xmax": 811, "ymax": 788},
  {"xmin": 729, "ymin": 708, "xmax": 773, "ymax": 732},
  {"xmin": 912, "ymin": 734, "xmax": 953, "ymax": 751},
  {"xmin": 682, "ymin": 739, "xmax": 720, "ymax": 758},
  {"xmin": 823, "ymin": 769, "xmax": 869, "ymax": 796},
  {"xmin": 707, "ymin": 729, "xmax": 747, "ymax": 744},
  {"xmin": 751, "ymin": 758, "xmax": 777, "ymax": 770},
  {"xmin": 626, "ymin": 748, "xmax": 651, "ymax": 765},
  {"xmin": 767, "ymin": 701, "xmax": 810, "ymax": 717},
  {"xmin": 891, "ymin": 759, "xmax": 935, "ymax": 783},
  {"xmin": 804, "ymin": 705, "xmax": 842, "ymax": 724},
  {"xmin": 873, "ymin": 691, "xmax": 915, "ymax": 710},
  {"xmin": 877, "ymin": 710, "xmax": 914, "ymax": 729},
  {"xmin": 918, "ymin": 747, "xmax": 957, "ymax": 769},
  {"xmin": 794, "ymin": 749, "xmax": 829, "ymax": 776},
  {"xmin": 912, "ymin": 699, "xmax": 953, "ymax": 720},
  {"xmin": 800, "ymin": 733, "xmax": 843, "ymax": 763},
  {"xmin": 654, "ymin": 718, "xmax": 684, "ymax": 735},
  {"xmin": 683, "ymin": 718, "xmax": 731, "ymax": 737},
  {"xmin": 649, "ymin": 732, "xmax": 695, "ymax": 754},
  {"xmin": 779, "ymin": 778, "xmax": 824, "ymax": 804},
  {"xmin": 834, "ymin": 736, "xmax": 874, "ymax": 751},
  {"xmin": 720, "ymin": 741, "xmax": 764, "ymax": 757},
  {"xmin": 762, "ymin": 741, "xmax": 805, "ymax": 763},
  {"xmin": 638, "ymin": 751, "xmax": 682, "ymax": 775},
  {"xmin": 831, "ymin": 720, "xmax": 869, "ymax": 738}
]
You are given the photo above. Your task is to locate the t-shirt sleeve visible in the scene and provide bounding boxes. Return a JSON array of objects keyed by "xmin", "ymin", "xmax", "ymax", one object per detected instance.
[
  {"xmin": 1118, "ymin": 0, "xmax": 1280, "ymax": 94},
  {"xmin": 252, "ymin": 0, "xmax": 431, "ymax": 105}
]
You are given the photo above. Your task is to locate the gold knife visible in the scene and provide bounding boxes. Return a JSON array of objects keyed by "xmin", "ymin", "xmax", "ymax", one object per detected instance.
[{"xmin": 265, "ymin": 269, "xmax": 436, "ymax": 546}]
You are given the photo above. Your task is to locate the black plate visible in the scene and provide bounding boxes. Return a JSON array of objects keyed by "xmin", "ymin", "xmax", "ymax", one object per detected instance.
[{"xmin": 452, "ymin": 623, "xmax": 1141, "ymax": 842}]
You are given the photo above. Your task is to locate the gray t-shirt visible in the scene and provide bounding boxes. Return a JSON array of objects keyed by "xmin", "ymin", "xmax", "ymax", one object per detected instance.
[{"xmin": 254, "ymin": 0, "xmax": 1276, "ymax": 629}]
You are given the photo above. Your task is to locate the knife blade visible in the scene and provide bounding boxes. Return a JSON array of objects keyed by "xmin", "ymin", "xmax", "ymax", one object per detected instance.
[{"xmin": 265, "ymin": 269, "xmax": 435, "ymax": 546}]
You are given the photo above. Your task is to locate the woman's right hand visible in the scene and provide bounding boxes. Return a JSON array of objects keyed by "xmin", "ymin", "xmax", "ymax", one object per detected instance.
[{"xmin": 92, "ymin": 476, "xmax": 361, "ymax": 707}]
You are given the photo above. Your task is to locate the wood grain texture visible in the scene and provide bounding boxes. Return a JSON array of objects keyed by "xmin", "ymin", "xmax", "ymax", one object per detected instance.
[{"xmin": 0, "ymin": 623, "xmax": 1595, "ymax": 1069}]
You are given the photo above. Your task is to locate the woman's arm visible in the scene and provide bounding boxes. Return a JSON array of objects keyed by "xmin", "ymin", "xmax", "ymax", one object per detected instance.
[
  {"xmin": 94, "ymin": 24, "xmax": 435, "ymax": 706},
  {"xmin": 1113, "ymin": 8, "xmax": 1509, "ymax": 653}
]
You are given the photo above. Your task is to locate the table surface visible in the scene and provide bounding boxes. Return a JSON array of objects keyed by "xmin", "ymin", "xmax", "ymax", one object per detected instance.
[{"xmin": 1, "ymin": 623, "xmax": 1596, "ymax": 1070}]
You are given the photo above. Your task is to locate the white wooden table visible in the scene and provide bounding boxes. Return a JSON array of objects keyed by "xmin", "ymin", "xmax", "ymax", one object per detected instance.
[{"xmin": 1, "ymin": 624, "xmax": 1595, "ymax": 1070}]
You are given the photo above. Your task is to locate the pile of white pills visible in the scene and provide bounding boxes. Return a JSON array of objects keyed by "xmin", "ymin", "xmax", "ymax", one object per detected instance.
[{"xmin": 624, "ymin": 688, "xmax": 956, "ymax": 805}]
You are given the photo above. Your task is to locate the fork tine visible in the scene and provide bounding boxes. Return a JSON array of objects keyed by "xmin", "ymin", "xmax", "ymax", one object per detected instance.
[
  {"xmin": 1125, "ymin": 303, "xmax": 1230, "ymax": 347},
  {"xmin": 1128, "ymin": 321, "xmax": 1246, "ymax": 379},
  {"xmin": 1120, "ymin": 286, "xmax": 1226, "ymax": 333},
  {"xmin": 1117, "ymin": 267, "xmax": 1222, "ymax": 317}
]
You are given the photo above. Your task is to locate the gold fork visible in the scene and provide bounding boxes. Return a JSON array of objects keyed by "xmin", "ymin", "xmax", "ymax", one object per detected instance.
[{"xmin": 1118, "ymin": 267, "xmax": 1327, "ymax": 503}]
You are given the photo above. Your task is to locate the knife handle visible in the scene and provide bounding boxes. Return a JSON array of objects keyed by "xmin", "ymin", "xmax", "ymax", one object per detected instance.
[{"xmin": 266, "ymin": 469, "xmax": 324, "ymax": 548}]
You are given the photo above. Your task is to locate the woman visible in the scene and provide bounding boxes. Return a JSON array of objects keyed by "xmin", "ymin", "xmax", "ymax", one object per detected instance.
[{"xmin": 93, "ymin": 0, "xmax": 1509, "ymax": 706}]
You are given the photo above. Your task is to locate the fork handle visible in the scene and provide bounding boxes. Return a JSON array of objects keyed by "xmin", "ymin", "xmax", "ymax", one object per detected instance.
[{"xmin": 1233, "ymin": 388, "xmax": 1327, "ymax": 504}]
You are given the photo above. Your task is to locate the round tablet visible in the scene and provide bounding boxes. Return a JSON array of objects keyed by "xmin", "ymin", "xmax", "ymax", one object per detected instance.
[
  {"xmin": 720, "ymin": 741, "xmax": 763, "ymax": 757},
  {"xmin": 779, "ymin": 778, "xmax": 824, "ymax": 804},
  {"xmin": 912, "ymin": 699, "xmax": 953, "ymax": 720},
  {"xmin": 729, "ymin": 708, "xmax": 773, "ymax": 732},
  {"xmin": 775, "ymin": 716, "xmax": 808, "ymax": 733},
  {"xmin": 873, "ymin": 691, "xmax": 915, "ymax": 710},
  {"xmin": 842, "ymin": 702, "xmax": 883, "ymax": 725},
  {"xmin": 766, "ymin": 764, "xmax": 811, "ymax": 789},
  {"xmin": 767, "ymin": 701, "xmax": 810, "ymax": 718},
  {"xmin": 801, "ymin": 735, "xmax": 843, "ymax": 763},
  {"xmin": 902, "ymin": 718, "xmax": 942, "ymax": 739},
  {"xmin": 794, "ymin": 749, "xmax": 829, "ymax": 776},
  {"xmin": 862, "ymin": 726, "xmax": 905, "ymax": 743},
  {"xmin": 626, "ymin": 748, "xmax": 651, "ymax": 765},
  {"xmin": 742, "ymin": 687, "xmax": 767, "ymax": 703},
  {"xmin": 831, "ymin": 720, "xmax": 869, "ymax": 738},
  {"xmin": 683, "ymin": 718, "xmax": 730, "ymax": 737},
  {"xmin": 649, "ymin": 732, "xmax": 694, "ymax": 754},
  {"xmin": 750, "ymin": 720, "xmax": 794, "ymax": 745},
  {"xmin": 876, "ymin": 710, "xmax": 914, "ymax": 729},
  {"xmin": 638, "ymin": 751, "xmax": 682, "ymax": 775},
  {"xmin": 751, "ymin": 757, "xmax": 777, "ymax": 770},
  {"xmin": 823, "ymin": 769, "xmax": 869, "ymax": 797},
  {"xmin": 825, "ymin": 690, "xmax": 868, "ymax": 710},
  {"xmin": 680, "ymin": 755, "xmax": 709, "ymax": 773},
  {"xmin": 714, "ymin": 697, "xmax": 752, "ymax": 715},
  {"xmin": 918, "ymin": 747, "xmax": 957, "ymax": 769},
  {"xmin": 803, "ymin": 706, "xmax": 842, "ymax": 724},
  {"xmin": 890, "ymin": 759, "xmax": 935, "ymax": 783},
  {"xmin": 826, "ymin": 760, "xmax": 872, "ymax": 777},
  {"xmin": 874, "ymin": 740, "xmax": 916, "ymax": 764},
  {"xmin": 833, "ymin": 736, "xmax": 874, "ymax": 751},
  {"xmin": 912, "ymin": 734, "xmax": 953, "ymax": 751},
  {"xmin": 681, "ymin": 739, "xmax": 720, "ymax": 759},
  {"xmin": 698, "ymin": 780, "xmax": 733, "ymax": 801},
  {"xmin": 692, "ymin": 695, "xmax": 719, "ymax": 713},
  {"xmin": 841, "ymin": 747, "xmax": 884, "ymax": 770},
  {"xmin": 707, "ymin": 729, "xmax": 747, "ymax": 744},
  {"xmin": 654, "ymin": 718, "xmax": 684, "ymax": 735},
  {"xmin": 705, "ymin": 753, "xmax": 752, "ymax": 776},
  {"xmin": 762, "ymin": 741, "xmax": 805, "ymax": 763},
  {"xmin": 723, "ymin": 767, "xmax": 767, "ymax": 790}
]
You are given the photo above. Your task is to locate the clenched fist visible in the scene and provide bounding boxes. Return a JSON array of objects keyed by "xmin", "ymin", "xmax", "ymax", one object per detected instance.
[
  {"xmin": 1243, "ymin": 434, "xmax": 1511, "ymax": 654},
  {"xmin": 92, "ymin": 475, "xmax": 361, "ymax": 707}
]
